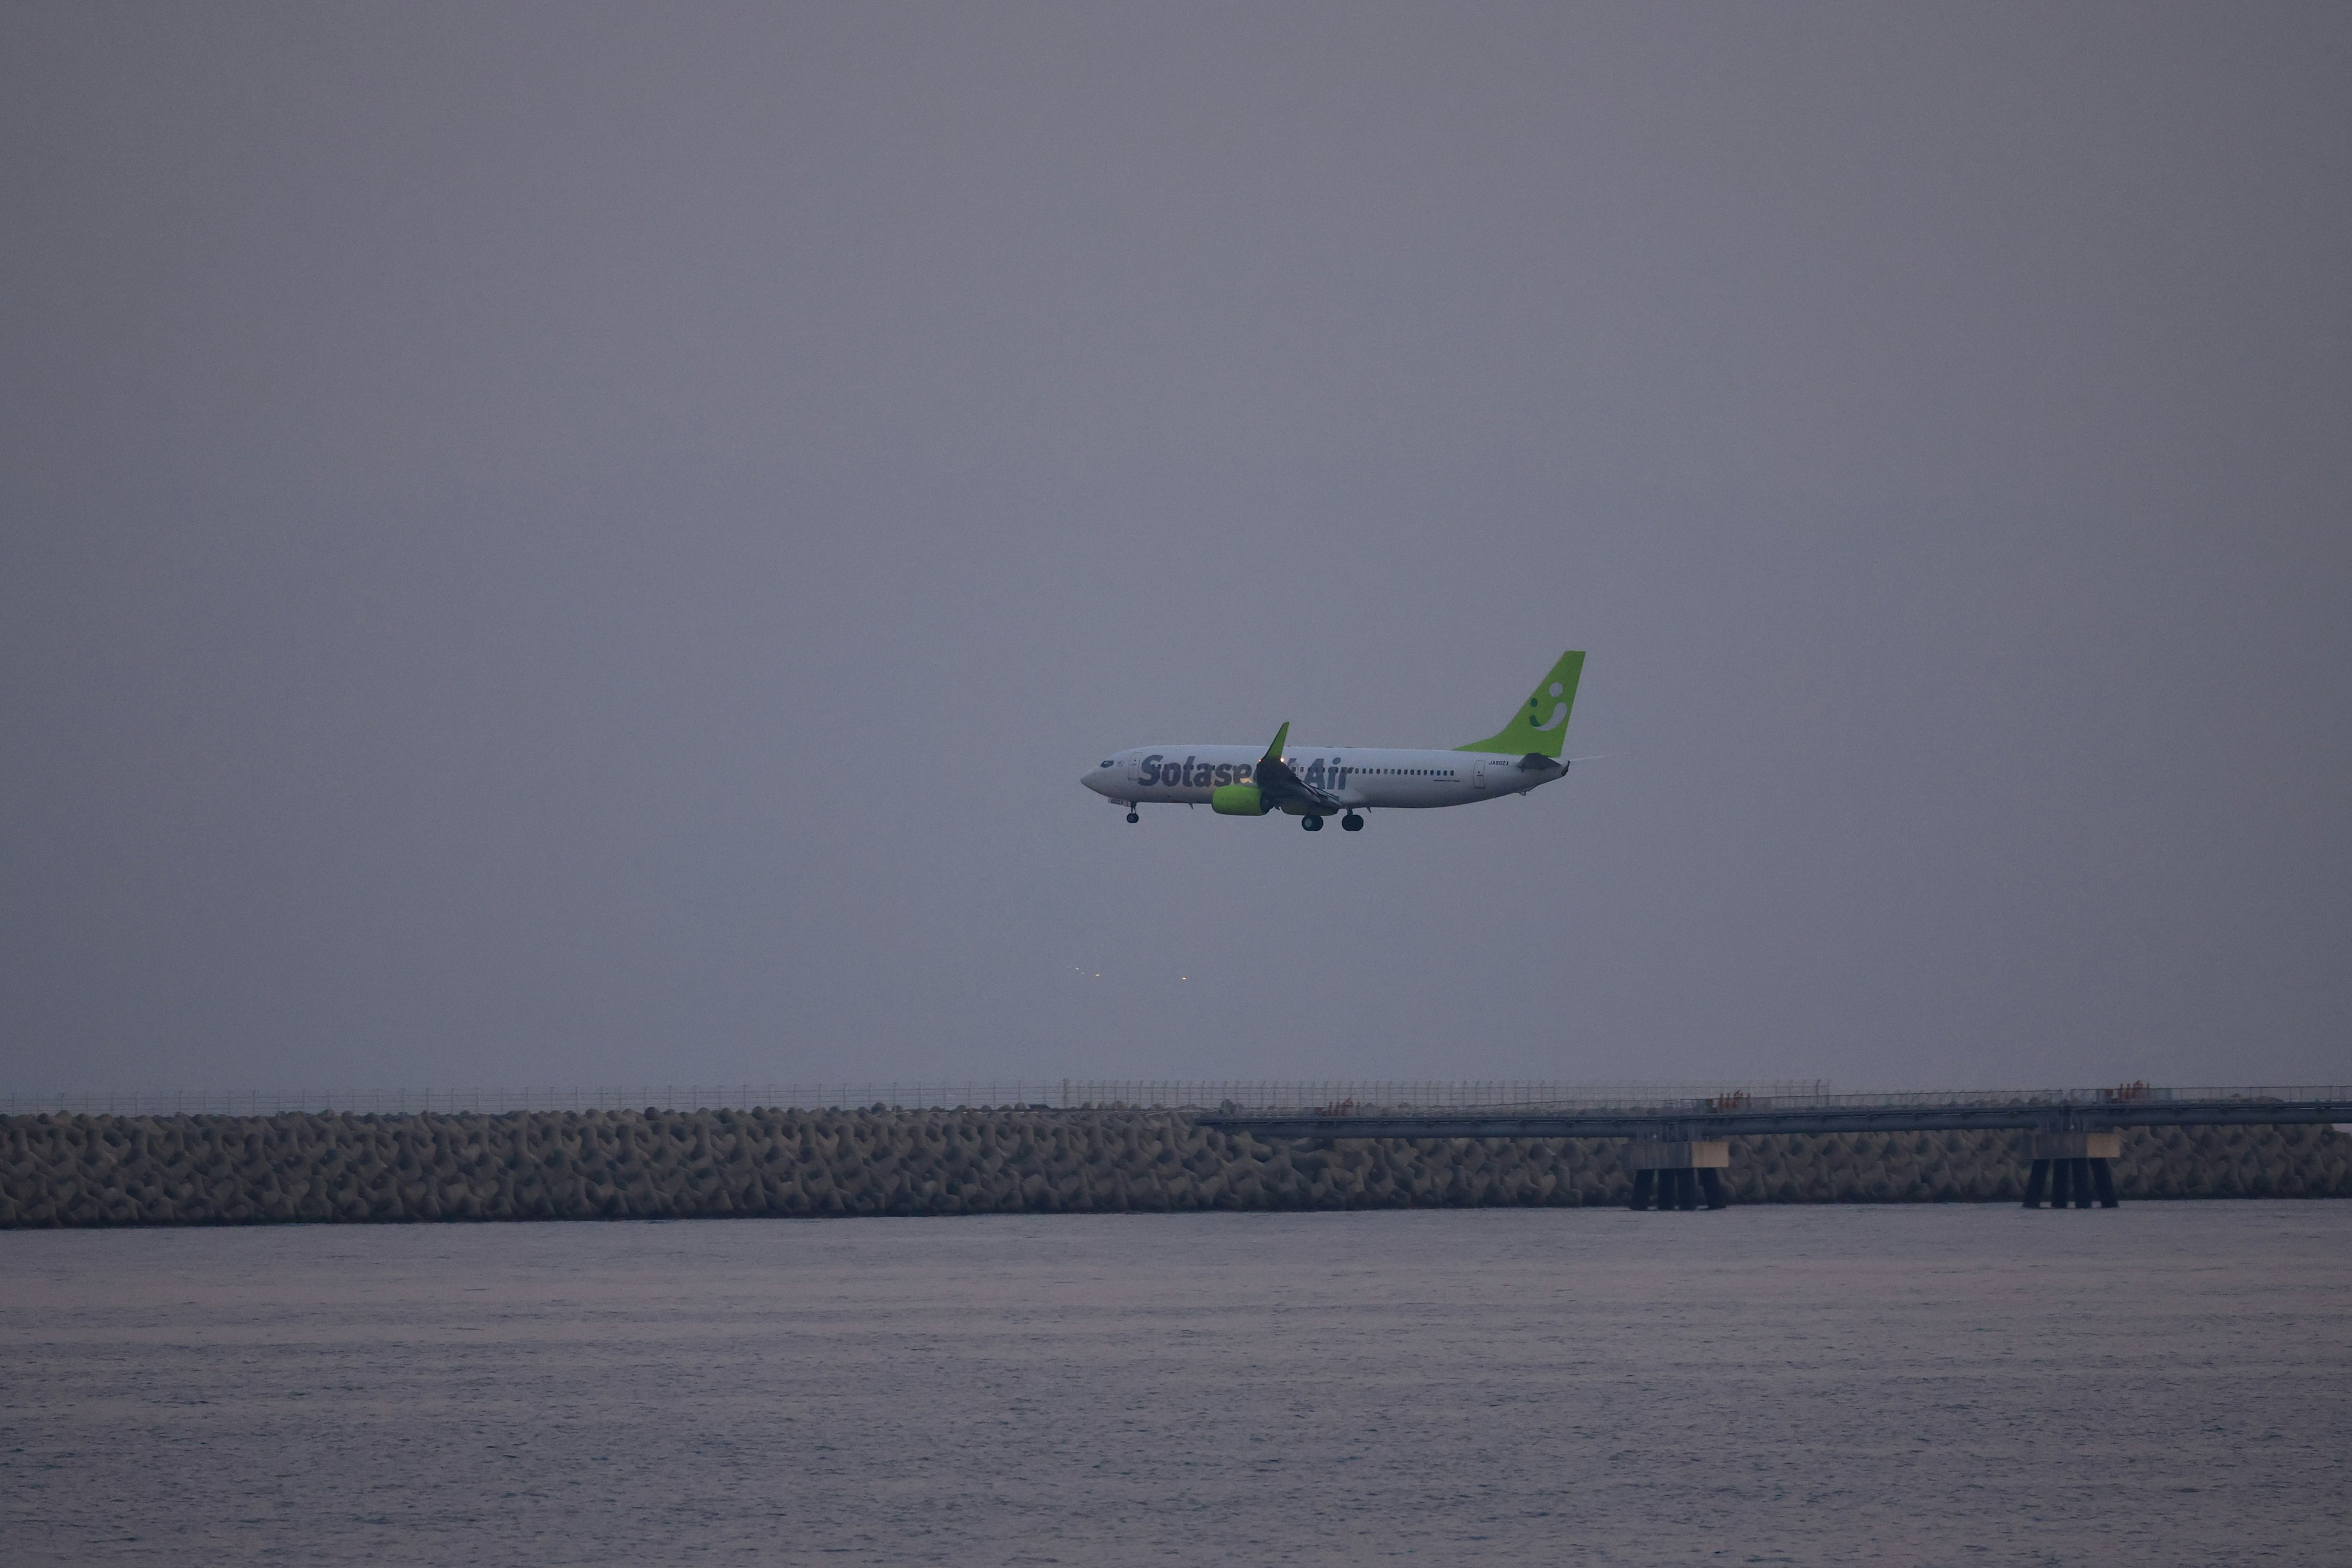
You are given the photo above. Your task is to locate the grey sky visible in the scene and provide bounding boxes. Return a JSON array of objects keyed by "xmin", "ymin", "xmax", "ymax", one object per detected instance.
[{"xmin": 4, "ymin": 4, "xmax": 2347, "ymax": 1093}]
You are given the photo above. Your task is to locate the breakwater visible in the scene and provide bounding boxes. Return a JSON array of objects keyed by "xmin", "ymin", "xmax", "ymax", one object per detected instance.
[{"xmin": 2, "ymin": 1110, "xmax": 2345, "ymax": 1227}]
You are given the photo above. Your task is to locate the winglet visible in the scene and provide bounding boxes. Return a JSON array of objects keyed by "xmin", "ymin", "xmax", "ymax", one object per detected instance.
[{"xmin": 1261, "ymin": 722, "xmax": 1290, "ymax": 764}]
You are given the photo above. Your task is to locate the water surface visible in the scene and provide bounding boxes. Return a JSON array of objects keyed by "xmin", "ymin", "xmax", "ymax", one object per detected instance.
[{"xmin": 4, "ymin": 1204, "xmax": 2345, "ymax": 1564}]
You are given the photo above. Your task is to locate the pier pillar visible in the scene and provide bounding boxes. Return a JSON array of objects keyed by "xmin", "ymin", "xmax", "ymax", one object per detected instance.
[
  {"xmin": 2023, "ymin": 1133, "xmax": 2121, "ymax": 1209},
  {"xmin": 1626, "ymin": 1140, "xmax": 1730, "ymax": 1211}
]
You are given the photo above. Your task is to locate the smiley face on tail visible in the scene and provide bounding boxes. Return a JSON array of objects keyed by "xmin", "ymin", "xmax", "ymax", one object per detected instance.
[{"xmin": 1526, "ymin": 679, "xmax": 1569, "ymax": 732}]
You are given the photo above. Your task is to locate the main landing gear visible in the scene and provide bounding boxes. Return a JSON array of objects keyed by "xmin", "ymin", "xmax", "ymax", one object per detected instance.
[
  {"xmin": 1126, "ymin": 811, "xmax": 1139, "ymax": 823},
  {"xmin": 1341, "ymin": 813, "xmax": 1363, "ymax": 832},
  {"xmin": 1302, "ymin": 815, "xmax": 1322, "ymax": 831}
]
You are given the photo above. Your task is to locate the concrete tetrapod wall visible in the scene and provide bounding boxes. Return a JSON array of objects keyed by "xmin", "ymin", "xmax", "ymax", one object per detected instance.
[{"xmin": 2, "ymin": 1110, "xmax": 2348, "ymax": 1227}]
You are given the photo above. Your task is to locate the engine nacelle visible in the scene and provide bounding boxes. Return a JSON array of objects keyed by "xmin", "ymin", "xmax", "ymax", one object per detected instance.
[{"xmin": 1210, "ymin": 783, "xmax": 1269, "ymax": 816}]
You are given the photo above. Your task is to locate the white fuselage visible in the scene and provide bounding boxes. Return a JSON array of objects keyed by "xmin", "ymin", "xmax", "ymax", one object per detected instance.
[{"xmin": 1080, "ymin": 745, "xmax": 1564, "ymax": 813}]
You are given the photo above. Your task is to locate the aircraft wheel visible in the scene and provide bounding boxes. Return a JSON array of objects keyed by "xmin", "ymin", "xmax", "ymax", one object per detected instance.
[
  {"xmin": 1341, "ymin": 813, "xmax": 1363, "ymax": 832},
  {"xmin": 1302, "ymin": 815, "xmax": 1322, "ymax": 832},
  {"xmin": 1126, "ymin": 812, "xmax": 1139, "ymax": 823}
]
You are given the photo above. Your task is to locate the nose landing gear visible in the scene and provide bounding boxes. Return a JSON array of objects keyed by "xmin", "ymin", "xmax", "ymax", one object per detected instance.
[
  {"xmin": 1126, "ymin": 812, "xmax": 1139, "ymax": 823},
  {"xmin": 1341, "ymin": 813, "xmax": 1363, "ymax": 832}
]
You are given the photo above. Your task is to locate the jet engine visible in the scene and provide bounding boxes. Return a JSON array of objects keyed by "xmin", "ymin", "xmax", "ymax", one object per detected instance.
[{"xmin": 1210, "ymin": 783, "xmax": 1269, "ymax": 816}]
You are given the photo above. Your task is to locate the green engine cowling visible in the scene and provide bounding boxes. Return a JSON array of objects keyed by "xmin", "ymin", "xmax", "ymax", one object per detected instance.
[{"xmin": 1210, "ymin": 783, "xmax": 1269, "ymax": 816}]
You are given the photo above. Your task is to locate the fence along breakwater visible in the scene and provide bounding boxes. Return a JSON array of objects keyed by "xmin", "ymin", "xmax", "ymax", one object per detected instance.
[{"xmin": 3, "ymin": 1108, "xmax": 2348, "ymax": 1227}]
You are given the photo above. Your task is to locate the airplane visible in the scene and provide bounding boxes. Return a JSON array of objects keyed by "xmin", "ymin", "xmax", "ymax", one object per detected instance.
[{"xmin": 1080, "ymin": 650, "xmax": 1584, "ymax": 832}]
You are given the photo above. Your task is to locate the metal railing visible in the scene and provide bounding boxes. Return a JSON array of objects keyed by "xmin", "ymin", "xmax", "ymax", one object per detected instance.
[
  {"xmin": 4, "ymin": 1080, "xmax": 2343, "ymax": 1121},
  {"xmin": 1204, "ymin": 1083, "xmax": 2352, "ymax": 1121},
  {"xmin": 2, "ymin": 1080, "xmax": 1828, "ymax": 1118}
]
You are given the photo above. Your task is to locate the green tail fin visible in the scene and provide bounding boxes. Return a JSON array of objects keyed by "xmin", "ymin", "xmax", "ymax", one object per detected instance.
[
  {"xmin": 1261, "ymin": 721, "xmax": 1290, "ymax": 763},
  {"xmin": 1456, "ymin": 650, "xmax": 1583, "ymax": 758}
]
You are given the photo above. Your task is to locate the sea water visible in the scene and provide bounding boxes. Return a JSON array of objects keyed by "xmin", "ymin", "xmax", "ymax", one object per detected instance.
[{"xmin": 3, "ymin": 1204, "xmax": 2345, "ymax": 1564}]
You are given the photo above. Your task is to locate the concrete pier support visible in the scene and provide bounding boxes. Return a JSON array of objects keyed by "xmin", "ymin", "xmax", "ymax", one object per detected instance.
[
  {"xmin": 1626, "ymin": 1140, "xmax": 1730, "ymax": 1210},
  {"xmin": 2022, "ymin": 1133, "xmax": 2121, "ymax": 1208}
]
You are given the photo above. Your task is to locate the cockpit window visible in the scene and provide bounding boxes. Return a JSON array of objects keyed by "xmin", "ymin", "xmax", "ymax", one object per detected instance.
[{"xmin": 1099, "ymin": 760, "xmax": 1117, "ymax": 769}]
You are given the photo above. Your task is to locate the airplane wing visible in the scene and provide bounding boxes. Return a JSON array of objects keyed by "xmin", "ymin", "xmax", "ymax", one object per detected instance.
[{"xmin": 1250, "ymin": 722, "xmax": 1343, "ymax": 815}]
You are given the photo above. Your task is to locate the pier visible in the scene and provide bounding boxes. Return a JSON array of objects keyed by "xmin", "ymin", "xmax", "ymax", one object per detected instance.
[{"xmin": 1197, "ymin": 1085, "xmax": 2352, "ymax": 1211}]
